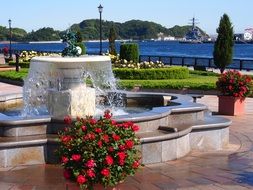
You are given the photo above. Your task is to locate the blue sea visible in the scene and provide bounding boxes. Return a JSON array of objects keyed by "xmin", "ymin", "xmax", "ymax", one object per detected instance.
[{"xmin": 0, "ymin": 41, "xmax": 253, "ymax": 59}]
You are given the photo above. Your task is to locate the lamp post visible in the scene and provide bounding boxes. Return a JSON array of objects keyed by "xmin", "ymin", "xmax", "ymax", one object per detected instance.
[
  {"xmin": 98, "ymin": 4, "xmax": 103, "ymax": 55},
  {"xmin": 8, "ymin": 19, "xmax": 12, "ymax": 59}
]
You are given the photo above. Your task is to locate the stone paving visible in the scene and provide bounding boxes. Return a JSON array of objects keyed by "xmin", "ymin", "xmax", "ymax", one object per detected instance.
[{"xmin": 0, "ymin": 84, "xmax": 253, "ymax": 189}]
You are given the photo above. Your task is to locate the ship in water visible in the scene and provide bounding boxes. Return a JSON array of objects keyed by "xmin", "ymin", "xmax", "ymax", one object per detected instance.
[{"xmin": 180, "ymin": 17, "xmax": 205, "ymax": 44}]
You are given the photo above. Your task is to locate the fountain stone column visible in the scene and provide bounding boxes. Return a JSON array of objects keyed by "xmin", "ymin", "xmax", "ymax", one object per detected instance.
[{"xmin": 24, "ymin": 56, "xmax": 113, "ymax": 118}]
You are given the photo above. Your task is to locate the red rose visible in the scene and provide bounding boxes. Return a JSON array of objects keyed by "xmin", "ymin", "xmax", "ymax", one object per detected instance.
[
  {"xmin": 63, "ymin": 169, "xmax": 71, "ymax": 179},
  {"xmin": 111, "ymin": 120, "xmax": 117, "ymax": 125},
  {"xmin": 132, "ymin": 160, "xmax": 140, "ymax": 168},
  {"xmin": 131, "ymin": 125, "xmax": 140, "ymax": 132},
  {"xmin": 95, "ymin": 128, "xmax": 102, "ymax": 133},
  {"xmin": 112, "ymin": 134, "xmax": 120, "ymax": 141},
  {"xmin": 117, "ymin": 152, "xmax": 126, "ymax": 160},
  {"xmin": 61, "ymin": 135, "xmax": 72, "ymax": 144},
  {"xmin": 103, "ymin": 134, "xmax": 110, "ymax": 143},
  {"xmin": 61, "ymin": 156, "xmax": 69, "ymax": 164},
  {"xmin": 63, "ymin": 115, "xmax": 72, "ymax": 125},
  {"xmin": 119, "ymin": 159, "xmax": 125, "ymax": 166},
  {"xmin": 108, "ymin": 146, "xmax": 114, "ymax": 152},
  {"xmin": 105, "ymin": 155, "xmax": 114, "ymax": 165},
  {"xmin": 89, "ymin": 118, "xmax": 97, "ymax": 125},
  {"xmin": 86, "ymin": 159, "xmax": 96, "ymax": 168},
  {"xmin": 97, "ymin": 140, "xmax": 103, "ymax": 148},
  {"xmin": 87, "ymin": 169, "xmax": 96, "ymax": 178},
  {"xmin": 119, "ymin": 145, "xmax": 125, "ymax": 151},
  {"xmin": 125, "ymin": 140, "xmax": 134, "ymax": 149},
  {"xmin": 101, "ymin": 168, "xmax": 110, "ymax": 177},
  {"xmin": 77, "ymin": 175, "xmax": 87, "ymax": 184},
  {"xmin": 81, "ymin": 125, "xmax": 87, "ymax": 132},
  {"xmin": 72, "ymin": 154, "xmax": 81, "ymax": 161},
  {"xmin": 104, "ymin": 110, "xmax": 112, "ymax": 119},
  {"xmin": 85, "ymin": 133, "xmax": 96, "ymax": 141}
]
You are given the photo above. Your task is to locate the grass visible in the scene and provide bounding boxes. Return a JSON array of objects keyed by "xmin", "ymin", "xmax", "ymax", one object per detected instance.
[{"xmin": 0, "ymin": 69, "xmax": 29, "ymax": 81}]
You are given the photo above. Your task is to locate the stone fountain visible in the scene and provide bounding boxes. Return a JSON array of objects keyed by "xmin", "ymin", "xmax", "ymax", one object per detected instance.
[{"xmin": 0, "ymin": 31, "xmax": 232, "ymax": 167}]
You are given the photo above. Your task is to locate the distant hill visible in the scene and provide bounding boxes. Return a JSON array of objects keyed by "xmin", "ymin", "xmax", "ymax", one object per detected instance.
[
  {"xmin": 71, "ymin": 19, "xmax": 209, "ymax": 40},
  {"xmin": 0, "ymin": 19, "xmax": 209, "ymax": 42}
]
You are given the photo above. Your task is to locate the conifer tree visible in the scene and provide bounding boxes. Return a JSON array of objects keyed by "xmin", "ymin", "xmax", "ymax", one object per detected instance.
[
  {"xmin": 213, "ymin": 14, "xmax": 234, "ymax": 73},
  {"xmin": 109, "ymin": 25, "xmax": 117, "ymax": 55}
]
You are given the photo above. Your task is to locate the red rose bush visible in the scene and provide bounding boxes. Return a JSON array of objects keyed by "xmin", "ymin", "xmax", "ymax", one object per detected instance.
[
  {"xmin": 57, "ymin": 110, "xmax": 141, "ymax": 189},
  {"xmin": 216, "ymin": 70, "xmax": 252, "ymax": 98}
]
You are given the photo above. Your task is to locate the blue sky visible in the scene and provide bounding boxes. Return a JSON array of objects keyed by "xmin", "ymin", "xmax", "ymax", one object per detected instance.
[{"xmin": 0, "ymin": 0, "xmax": 252, "ymax": 34}]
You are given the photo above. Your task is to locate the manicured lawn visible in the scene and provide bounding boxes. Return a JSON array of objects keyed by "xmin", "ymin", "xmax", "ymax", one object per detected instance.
[{"xmin": 0, "ymin": 69, "xmax": 29, "ymax": 82}]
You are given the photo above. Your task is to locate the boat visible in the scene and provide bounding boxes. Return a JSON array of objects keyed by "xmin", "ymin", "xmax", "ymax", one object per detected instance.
[{"xmin": 179, "ymin": 17, "xmax": 204, "ymax": 44}]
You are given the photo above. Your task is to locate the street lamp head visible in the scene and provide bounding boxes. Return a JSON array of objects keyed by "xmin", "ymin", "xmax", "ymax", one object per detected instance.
[{"xmin": 98, "ymin": 4, "xmax": 103, "ymax": 13}]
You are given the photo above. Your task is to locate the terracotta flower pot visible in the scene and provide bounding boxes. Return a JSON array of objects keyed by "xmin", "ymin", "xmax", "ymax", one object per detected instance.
[{"xmin": 218, "ymin": 96, "xmax": 245, "ymax": 116}]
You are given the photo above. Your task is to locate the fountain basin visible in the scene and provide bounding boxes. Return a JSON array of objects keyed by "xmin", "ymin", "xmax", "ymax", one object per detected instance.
[{"xmin": 0, "ymin": 92, "xmax": 231, "ymax": 167}]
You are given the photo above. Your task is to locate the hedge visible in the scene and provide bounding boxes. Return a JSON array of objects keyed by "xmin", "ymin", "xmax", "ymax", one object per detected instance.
[
  {"xmin": 9, "ymin": 61, "xmax": 30, "ymax": 68},
  {"xmin": 113, "ymin": 67, "xmax": 189, "ymax": 80}
]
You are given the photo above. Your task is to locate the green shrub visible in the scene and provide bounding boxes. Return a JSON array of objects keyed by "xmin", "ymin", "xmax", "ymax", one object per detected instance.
[
  {"xmin": 189, "ymin": 70, "xmax": 219, "ymax": 76},
  {"xmin": 9, "ymin": 61, "xmax": 30, "ymax": 68},
  {"xmin": 120, "ymin": 43, "xmax": 139, "ymax": 62},
  {"xmin": 113, "ymin": 67, "xmax": 189, "ymax": 80}
]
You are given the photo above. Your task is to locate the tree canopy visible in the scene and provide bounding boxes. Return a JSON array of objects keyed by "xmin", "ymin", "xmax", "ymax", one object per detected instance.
[{"xmin": 213, "ymin": 14, "xmax": 234, "ymax": 73}]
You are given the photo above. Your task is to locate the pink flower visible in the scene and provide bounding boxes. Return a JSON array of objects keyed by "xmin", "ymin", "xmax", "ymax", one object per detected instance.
[
  {"xmin": 77, "ymin": 175, "xmax": 87, "ymax": 184},
  {"xmin": 61, "ymin": 156, "xmax": 69, "ymax": 164},
  {"xmin": 63, "ymin": 169, "xmax": 71, "ymax": 179},
  {"xmin": 101, "ymin": 168, "xmax": 110, "ymax": 177},
  {"xmin": 72, "ymin": 154, "xmax": 81, "ymax": 162},
  {"xmin": 86, "ymin": 159, "xmax": 96, "ymax": 168},
  {"xmin": 105, "ymin": 155, "xmax": 114, "ymax": 165},
  {"xmin": 87, "ymin": 169, "xmax": 96, "ymax": 178},
  {"xmin": 63, "ymin": 115, "xmax": 72, "ymax": 125}
]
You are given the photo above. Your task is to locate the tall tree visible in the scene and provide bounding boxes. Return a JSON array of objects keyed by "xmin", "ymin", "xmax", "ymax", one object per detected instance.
[
  {"xmin": 213, "ymin": 14, "xmax": 234, "ymax": 73},
  {"xmin": 108, "ymin": 25, "xmax": 117, "ymax": 55}
]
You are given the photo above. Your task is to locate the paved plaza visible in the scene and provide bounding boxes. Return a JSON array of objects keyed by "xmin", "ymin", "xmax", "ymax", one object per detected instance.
[{"xmin": 0, "ymin": 82, "xmax": 253, "ymax": 189}]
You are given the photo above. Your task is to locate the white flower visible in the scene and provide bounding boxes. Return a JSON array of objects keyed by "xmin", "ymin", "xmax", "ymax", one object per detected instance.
[{"xmin": 76, "ymin": 46, "xmax": 82, "ymax": 55}]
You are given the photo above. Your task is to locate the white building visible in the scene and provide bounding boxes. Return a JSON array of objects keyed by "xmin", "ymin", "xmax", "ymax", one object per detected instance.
[
  {"xmin": 244, "ymin": 28, "xmax": 253, "ymax": 41},
  {"xmin": 157, "ymin": 32, "xmax": 175, "ymax": 41}
]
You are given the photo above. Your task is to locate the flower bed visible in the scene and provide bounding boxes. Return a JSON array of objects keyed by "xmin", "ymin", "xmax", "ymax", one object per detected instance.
[{"xmin": 57, "ymin": 110, "xmax": 141, "ymax": 189}]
